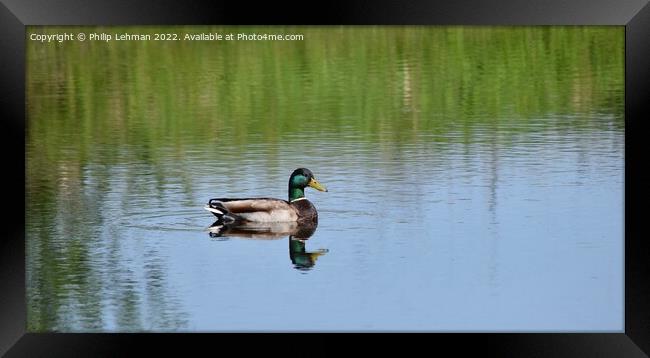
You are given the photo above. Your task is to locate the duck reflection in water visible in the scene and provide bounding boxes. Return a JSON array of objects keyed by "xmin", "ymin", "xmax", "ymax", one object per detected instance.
[{"xmin": 208, "ymin": 220, "xmax": 328, "ymax": 271}]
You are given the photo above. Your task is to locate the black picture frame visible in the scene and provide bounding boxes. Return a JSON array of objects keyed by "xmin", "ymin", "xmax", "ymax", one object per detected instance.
[{"xmin": 1, "ymin": 0, "xmax": 648, "ymax": 356}]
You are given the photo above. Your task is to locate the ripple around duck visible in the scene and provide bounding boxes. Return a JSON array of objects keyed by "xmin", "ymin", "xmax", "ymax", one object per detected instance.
[{"xmin": 121, "ymin": 207, "xmax": 212, "ymax": 233}]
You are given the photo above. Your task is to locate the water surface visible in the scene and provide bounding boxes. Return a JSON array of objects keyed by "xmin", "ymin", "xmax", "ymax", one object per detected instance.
[{"xmin": 26, "ymin": 26, "xmax": 624, "ymax": 331}]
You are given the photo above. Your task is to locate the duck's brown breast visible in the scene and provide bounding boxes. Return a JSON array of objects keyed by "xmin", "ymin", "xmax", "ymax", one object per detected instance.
[{"xmin": 290, "ymin": 199, "xmax": 318, "ymax": 223}]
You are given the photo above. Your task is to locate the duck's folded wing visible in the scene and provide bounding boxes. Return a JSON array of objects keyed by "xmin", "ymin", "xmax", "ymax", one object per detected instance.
[
  {"xmin": 210, "ymin": 198, "xmax": 298, "ymax": 222},
  {"xmin": 214, "ymin": 198, "xmax": 287, "ymax": 212}
]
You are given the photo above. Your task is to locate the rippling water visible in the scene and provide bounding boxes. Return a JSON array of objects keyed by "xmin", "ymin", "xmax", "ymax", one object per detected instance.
[{"xmin": 26, "ymin": 26, "xmax": 624, "ymax": 331}]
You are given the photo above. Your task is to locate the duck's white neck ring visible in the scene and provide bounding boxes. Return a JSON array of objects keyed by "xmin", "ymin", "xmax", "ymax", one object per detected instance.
[{"xmin": 290, "ymin": 197, "xmax": 307, "ymax": 203}]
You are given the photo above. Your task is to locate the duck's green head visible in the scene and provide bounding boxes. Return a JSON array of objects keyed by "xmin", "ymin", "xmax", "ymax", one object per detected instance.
[{"xmin": 288, "ymin": 168, "xmax": 327, "ymax": 201}]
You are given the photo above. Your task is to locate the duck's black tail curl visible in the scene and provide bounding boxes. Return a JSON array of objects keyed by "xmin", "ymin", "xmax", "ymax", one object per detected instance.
[{"xmin": 205, "ymin": 199, "xmax": 238, "ymax": 224}]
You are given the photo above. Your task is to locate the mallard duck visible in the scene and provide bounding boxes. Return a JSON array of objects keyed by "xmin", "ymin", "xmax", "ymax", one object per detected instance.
[{"xmin": 205, "ymin": 168, "xmax": 327, "ymax": 224}]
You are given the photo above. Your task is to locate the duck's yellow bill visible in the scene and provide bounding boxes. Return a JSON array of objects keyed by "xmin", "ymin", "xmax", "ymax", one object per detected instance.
[{"xmin": 308, "ymin": 178, "xmax": 328, "ymax": 192}]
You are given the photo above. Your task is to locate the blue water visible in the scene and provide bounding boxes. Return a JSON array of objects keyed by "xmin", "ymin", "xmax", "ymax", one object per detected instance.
[{"xmin": 27, "ymin": 122, "xmax": 623, "ymax": 331}]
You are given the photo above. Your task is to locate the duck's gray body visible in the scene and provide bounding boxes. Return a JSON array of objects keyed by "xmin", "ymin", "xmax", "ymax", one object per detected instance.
[{"xmin": 205, "ymin": 197, "xmax": 318, "ymax": 224}]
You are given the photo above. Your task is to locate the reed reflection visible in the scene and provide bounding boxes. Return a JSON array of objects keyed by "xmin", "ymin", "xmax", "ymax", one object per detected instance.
[{"xmin": 207, "ymin": 221, "xmax": 327, "ymax": 271}]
